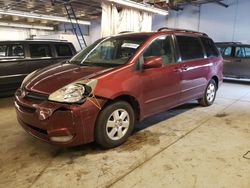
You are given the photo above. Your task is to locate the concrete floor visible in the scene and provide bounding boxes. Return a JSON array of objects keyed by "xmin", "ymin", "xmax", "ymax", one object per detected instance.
[{"xmin": 0, "ymin": 82, "xmax": 250, "ymax": 188}]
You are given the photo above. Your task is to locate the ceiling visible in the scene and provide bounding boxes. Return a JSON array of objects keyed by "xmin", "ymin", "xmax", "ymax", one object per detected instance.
[
  {"xmin": 0, "ymin": 0, "xmax": 102, "ymax": 27},
  {"xmin": 0, "ymin": 0, "xmax": 228, "ymax": 27}
]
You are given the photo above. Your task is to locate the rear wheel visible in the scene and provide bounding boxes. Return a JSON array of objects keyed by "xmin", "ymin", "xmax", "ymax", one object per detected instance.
[
  {"xmin": 95, "ymin": 101, "xmax": 135, "ymax": 149},
  {"xmin": 198, "ymin": 79, "xmax": 217, "ymax": 107}
]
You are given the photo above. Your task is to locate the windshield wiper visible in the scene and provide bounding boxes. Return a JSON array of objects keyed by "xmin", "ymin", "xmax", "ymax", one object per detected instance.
[
  {"xmin": 68, "ymin": 60, "xmax": 81, "ymax": 64},
  {"xmin": 79, "ymin": 62, "xmax": 97, "ymax": 67}
]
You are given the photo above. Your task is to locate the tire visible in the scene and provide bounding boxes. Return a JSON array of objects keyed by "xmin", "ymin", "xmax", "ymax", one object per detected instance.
[
  {"xmin": 94, "ymin": 101, "xmax": 135, "ymax": 149},
  {"xmin": 198, "ymin": 79, "xmax": 217, "ymax": 107}
]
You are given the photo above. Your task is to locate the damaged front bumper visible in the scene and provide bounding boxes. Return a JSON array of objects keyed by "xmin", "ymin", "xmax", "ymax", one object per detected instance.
[{"xmin": 15, "ymin": 89, "xmax": 105, "ymax": 147}]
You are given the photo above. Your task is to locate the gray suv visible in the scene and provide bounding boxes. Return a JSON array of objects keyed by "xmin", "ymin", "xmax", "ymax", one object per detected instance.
[
  {"xmin": 0, "ymin": 40, "xmax": 76, "ymax": 96},
  {"xmin": 216, "ymin": 42, "xmax": 250, "ymax": 80}
]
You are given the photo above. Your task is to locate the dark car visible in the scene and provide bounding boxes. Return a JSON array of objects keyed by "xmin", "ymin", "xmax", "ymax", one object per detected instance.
[
  {"xmin": 216, "ymin": 42, "xmax": 250, "ymax": 80},
  {"xmin": 0, "ymin": 40, "xmax": 76, "ymax": 96},
  {"xmin": 15, "ymin": 28, "xmax": 223, "ymax": 149}
]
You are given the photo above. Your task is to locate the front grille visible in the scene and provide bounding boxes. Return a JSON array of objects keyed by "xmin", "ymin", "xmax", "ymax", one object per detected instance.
[
  {"xmin": 25, "ymin": 92, "xmax": 48, "ymax": 102},
  {"xmin": 26, "ymin": 124, "xmax": 48, "ymax": 135}
]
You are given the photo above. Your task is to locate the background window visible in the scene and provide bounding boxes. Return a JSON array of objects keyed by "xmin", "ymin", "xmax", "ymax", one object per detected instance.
[
  {"xmin": 143, "ymin": 36, "xmax": 173, "ymax": 65},
  {"xmin": 235, "ymin": 47, "xmax": 245, "ymax": 57},
  {"xmin": 235, "ymin": 46, "xmax": 250, "ymax": 58},
  {"xmin": 0, "ymin": 44, "xmax": 24, "ymax": 58},
  {"xmin": 222, "ymin": 47, "xmax": 232, "ymax": 57},
  {"xmin": 30, "ymin": 44, "xmax": 52, "ymax": 58},
  {"xmin": 244, "ymin": 47, "xmax": 250, "ymax": 57},
  {"xmin": 0, "ymin": 45, "xmax": 7, "ymax": 57},
  {"xmin": 176, "ymin": 36, "xmax": 204, "ymax": 61},
  {"xmin": 201, "ymin": 37, "xmax": 219, "ymax": 57},
  {"xmin": 9, "ymin": 44, "xmax": 24, "ymax": 57},
  {"xmin": 55, "ymin": 44, "xmax": 73, "ymax": 57}
]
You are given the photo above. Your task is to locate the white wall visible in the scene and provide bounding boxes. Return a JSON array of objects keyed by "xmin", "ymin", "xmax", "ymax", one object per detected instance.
[
  {"xmin": 89, "ymin": 19, "xmax": 101, "ymax": 44},
  {"xmin": 152, "ymin": 0, "xmax": 250, "ymax": 43},
  {"xmin": 35, "ymin": 33, "xmax": 90, "ymax": 51},
  {"xmin": 0, "ymin": 27, "xmax": 55, "ymax": 40},
  {"xmin": 0, "ymin": 24, "xmax": 91, "ymax": 51}
]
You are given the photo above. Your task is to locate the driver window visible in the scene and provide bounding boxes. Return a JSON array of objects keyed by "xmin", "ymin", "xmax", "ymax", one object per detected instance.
[{"xmin": 143, "ymin": 35, "xmax": 173, "ymax": 65}]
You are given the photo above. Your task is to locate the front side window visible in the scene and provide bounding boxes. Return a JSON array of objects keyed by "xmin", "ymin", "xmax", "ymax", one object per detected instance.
[
  {"xmin": 201, "ymin": 37, "xmax": 219, "ymax": 57},
  {"xmin": 176, "ymin": 35, "xmax": 204, "ymax": 61},
  {"xmin": 70, "ymin": 35, "xmax": 149, "ymax": 67},
  {"xmin": 30, "ymin": 44, "xmax": 52, "ymax": 58},
  {"xmin": 143, "ymin": 35, "xmax": 174, "ymax": 65}
]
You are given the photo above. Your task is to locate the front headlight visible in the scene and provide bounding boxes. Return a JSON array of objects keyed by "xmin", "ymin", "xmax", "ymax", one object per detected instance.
[{"xmin": 48, "ymin": 79, "xmax": 97, "ymax": 103}]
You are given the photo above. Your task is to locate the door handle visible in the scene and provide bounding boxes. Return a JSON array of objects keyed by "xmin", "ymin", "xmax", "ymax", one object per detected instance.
[
  {"xmin": 181, "ymin": 65, "xmax": 188, "ymax": 71},
  {"xmin": 235, "ymin": 59, "xmax": 241, "ymax": 62}
]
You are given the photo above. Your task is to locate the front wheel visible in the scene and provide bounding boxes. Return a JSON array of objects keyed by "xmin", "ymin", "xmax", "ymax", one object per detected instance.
[
  {"xmin": 94, "ymin": 101, "xmax": 135, "ymax": 149},
  {"xmin": 198, "ymin": 79, "xmax": 217, "ymax": 107}
]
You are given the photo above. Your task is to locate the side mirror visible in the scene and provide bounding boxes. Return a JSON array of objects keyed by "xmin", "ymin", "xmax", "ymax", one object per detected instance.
[{"xmin": 144, "ymin": 56, "xmax": 163, "ymax": 69}]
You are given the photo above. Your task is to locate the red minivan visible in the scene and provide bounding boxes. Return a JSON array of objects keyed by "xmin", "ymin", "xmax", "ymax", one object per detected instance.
[{"xmin": 15, "ymin": 28, "xmax": 223, "ymax": 148}]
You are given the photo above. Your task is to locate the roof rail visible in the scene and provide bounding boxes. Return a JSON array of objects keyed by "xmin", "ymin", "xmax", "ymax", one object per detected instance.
[
  {"xmin": 158, "ymin": 27, "xmax": 208, "ymax": 36},
  {"xmin": 25, "ymin": 38, "xmax": 68, "ymax": 42},
  {"xmin": 215, "ymin": 42, "xmax": 242, "ymax": 45}
]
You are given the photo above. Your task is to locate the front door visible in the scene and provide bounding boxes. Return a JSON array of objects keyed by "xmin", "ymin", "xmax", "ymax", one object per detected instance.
[
  {"xmin": 220, "ymin": 45, "xmax": 235, "ymax": 77},
  {"xmin": 233, "ymin": 46, "xmax": 250, "ymax": 79},
  {"xmin": 141, "ymin": 35, "xmax": 181, "ymax": 117}
]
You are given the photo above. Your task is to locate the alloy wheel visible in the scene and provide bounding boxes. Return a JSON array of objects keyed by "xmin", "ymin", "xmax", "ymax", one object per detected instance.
[
  {"xmin": 106, "ymin": 109, "xmax": 130, "ymax": 141},
  {"xmin": 206, "ymin": 83, "xmax": 216, "ymax": 103}
]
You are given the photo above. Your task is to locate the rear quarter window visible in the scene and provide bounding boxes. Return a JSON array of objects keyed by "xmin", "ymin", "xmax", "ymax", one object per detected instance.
[
  {"xmin": 55, "ymin": 43, "xmax": 73, "ymax": 57},
  {"xmin": 176, "ymin": 35, "xmax": 204, "ymax": 61},
  {"xmin": 201, "ymin": 37, "xmax": 219, "ymax": 57},
  {"xmin": 29, "ymin": 44, "xmax": 52, "ymax": 58}
]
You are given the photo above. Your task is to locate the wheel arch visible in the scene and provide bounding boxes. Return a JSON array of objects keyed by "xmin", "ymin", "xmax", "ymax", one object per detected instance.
[
  {"xmin": 211, "ymin": 75, "xmax": 219, "ymax": 90},
  {"xmin": 101, "ymin": 94, "xmax": 141, "ymax": 122}
]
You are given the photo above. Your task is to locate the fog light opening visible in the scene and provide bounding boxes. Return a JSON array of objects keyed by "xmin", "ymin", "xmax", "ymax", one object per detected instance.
[{"xmin": 50, "ymin": 135, "xmax": 74, "ymax": 142}]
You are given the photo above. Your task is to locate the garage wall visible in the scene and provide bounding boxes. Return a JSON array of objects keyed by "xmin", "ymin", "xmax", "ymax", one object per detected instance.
[
  {"xmin": 0, "ymin": 24, "xmax": 91, "ymax": 51},
  {"xmin": 152, "ymin": 0, "xmax": 250, "ymax": 43},
  {"xmin": 89, "ymin": 19, "xmax": 101, "ymax": 44},
  {"xmin": 0, "ymin": 27, "xmax": 55, "ymax": 40}
]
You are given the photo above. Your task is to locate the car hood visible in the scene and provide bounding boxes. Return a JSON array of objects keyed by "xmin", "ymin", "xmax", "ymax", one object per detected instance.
[{"xmin": 24, "ymin": 63, "xmax": 113, "ymax": 94}]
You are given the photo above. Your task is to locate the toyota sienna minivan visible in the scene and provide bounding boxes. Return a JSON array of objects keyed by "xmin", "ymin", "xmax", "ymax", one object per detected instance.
[{"xmin": 15, "ymin": 28, "xmax": 223, "ymax": 148}]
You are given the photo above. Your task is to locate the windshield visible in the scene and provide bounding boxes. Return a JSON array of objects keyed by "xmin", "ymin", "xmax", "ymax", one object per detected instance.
[{"xmin": 69, "ymin": 35, "xmax": 149, "ymax": 67}]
